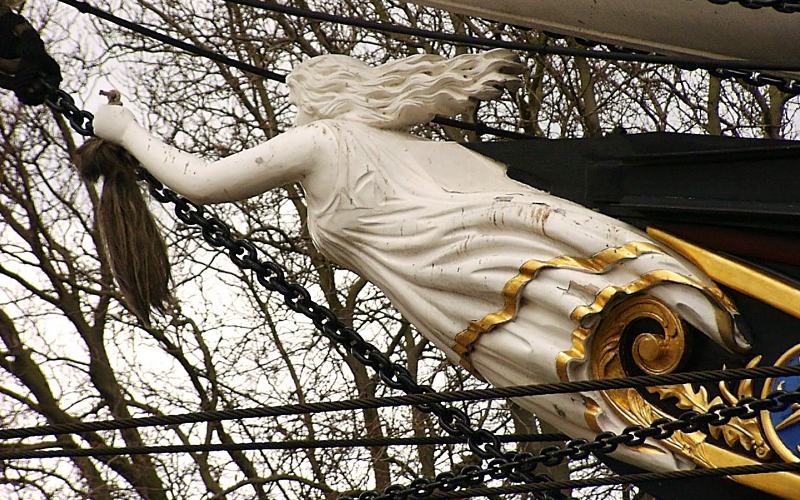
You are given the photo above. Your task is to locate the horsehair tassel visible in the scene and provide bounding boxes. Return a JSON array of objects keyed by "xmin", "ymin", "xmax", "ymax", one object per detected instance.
[{"xmin": 75, "ymin": 90, "xmax": 172, "ymax": 326}]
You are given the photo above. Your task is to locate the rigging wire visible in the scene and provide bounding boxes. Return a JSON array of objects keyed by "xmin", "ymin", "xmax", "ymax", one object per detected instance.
[
  {"xmin": 0, "ymin": 433, "xmax": 567, "ymax": 461},
  {"xmin": 430, "ymin": 116, "xmax": 533, "ymax": 140},
  {"xmin": 429, "ymin": 461, "xmax": 800, "ymax": 498},
  {"xmin": 52, "ymin": 0, "xmax": 533, "ymax": 140},
  {"xmin": 56, "ymin": 0, "xmax": 285, "ymax": 82},
  {"xmin": 223, "ymin": 0, "xmax": 800, "ymax": 72},
  {"xmin": 342, "ymin": 384, "xmax": 800, "ymax": 499},
  {"xmin": 14, "ymin": 438, "xmax": 800, "ymax": 498},
  {"xmin": 51, "ymin": 0, "xmax": 800, "ymax": 142},
  {"xmin": 1, "ymin": 364, "xmax": 798, "ymax": 441},
  {"xmin": 55, "ymin": 0, "xmax": 800, "ymax": 93}
]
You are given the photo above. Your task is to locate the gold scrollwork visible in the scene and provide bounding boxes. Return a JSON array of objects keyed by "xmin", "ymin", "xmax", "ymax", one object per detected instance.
[
  {"xmin": 649, "ymin": 356, "xmax": 772, "ymax": 460},
  {"xmin": 606, "ymin": 385, "xmax": 798, "ymax": 499},
  {"xmin": 580, "ymin": 293, "xmax": 794, "ymax": 496},
  {"xmin": 588, "ymin": 294, "xmax": 688, "ymax": 385},
  {"xmin": 587, "ymin": 295, "xmax": 770, "ymax": 460},
  {"xmin": 543, "ymin": 231, "xmax": 800, "ymax": 497},
  {"xmin": 585, "ymin": 296, "xmax": 707, "ymax": 458},
  {"xmin": 557, "ymin": 269, "xmax": 738, "ymax": 381},
  {"xmin": 622, "ymin": 296, "xmax": 686, "ymax": 376}
]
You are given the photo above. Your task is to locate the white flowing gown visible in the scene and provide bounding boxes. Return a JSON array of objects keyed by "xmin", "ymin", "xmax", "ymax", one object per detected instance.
[{"xmin": 303, "ymin": 119, "xmax": 744, "ymax": 470}]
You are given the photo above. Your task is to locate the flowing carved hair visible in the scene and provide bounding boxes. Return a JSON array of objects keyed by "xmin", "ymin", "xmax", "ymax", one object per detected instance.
[{"xmin": 287, "ymin": 49, "xmax": 524, "ymax": 129}]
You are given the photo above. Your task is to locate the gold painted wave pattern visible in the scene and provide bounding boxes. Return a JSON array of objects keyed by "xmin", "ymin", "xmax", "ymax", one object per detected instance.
[{"xmin": 453, "ymin": 241, "xmax": 664, "ymax": 371}]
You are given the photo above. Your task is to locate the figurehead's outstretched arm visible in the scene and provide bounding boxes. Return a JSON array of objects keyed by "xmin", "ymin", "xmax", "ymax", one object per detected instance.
[{"xmin": 92, "ymin": 104, "xmax": 328, "ymax": 204}]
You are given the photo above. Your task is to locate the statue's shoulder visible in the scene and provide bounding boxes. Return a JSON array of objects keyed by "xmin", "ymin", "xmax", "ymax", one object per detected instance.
[
  {"xmin": 286, "ymin": 119, "xmax": 351, "ymax": 142},
  {"xmin": 291, "ymin": 119, "xmax": 397, "ymax": 146},
  {"xmin": 279, "ymin": 119, "xmax": 348, "ymax": 150}
]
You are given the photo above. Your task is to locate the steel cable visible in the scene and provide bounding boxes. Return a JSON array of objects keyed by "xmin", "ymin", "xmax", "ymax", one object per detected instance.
[
  {"xmin": 56, "ymin": 0, "xmax": 286, "ymax": 81},
  {"xmin": 54, "ymin": 0, "xmax": 800, "ymax": 94},
  {"xmin": 344, "ymin": 385, "xmax": 800, "ymax": 499},
  {"xmin": 226, "ymin": 0, "xmax": 800, "ymax": 93},
  {"xmin": 0, "ymin": 433, "xmax": 567, "ymax": 461},
  {"xmin": 2, "ymin": 364, "xmax": 799, "ymax": 441}
]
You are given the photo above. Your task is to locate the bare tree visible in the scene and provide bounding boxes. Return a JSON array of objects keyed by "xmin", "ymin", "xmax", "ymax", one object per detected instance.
[{"xmin": 0, "ymin": 1, "xmax": 797, "ymax": 499}]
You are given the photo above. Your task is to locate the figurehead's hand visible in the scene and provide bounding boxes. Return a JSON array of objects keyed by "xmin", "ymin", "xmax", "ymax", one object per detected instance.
[{"xmin": 92, "ymin": 102, "xmax": 136, "ymax": 145}]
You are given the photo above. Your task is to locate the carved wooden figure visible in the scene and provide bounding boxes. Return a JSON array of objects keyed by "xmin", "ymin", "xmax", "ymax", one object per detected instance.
[{"xmin": 93, "ymin": 50, "xmax": 752, "ymax": 476}]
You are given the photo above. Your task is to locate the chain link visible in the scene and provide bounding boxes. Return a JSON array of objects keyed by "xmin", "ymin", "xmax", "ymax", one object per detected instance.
[
  {"xmin": 43, "ymin": 87, "xmax": 95, "ymax": 136},
  {"xmin": 136, "ymin": 154, "xmax": 455, "ymax": 419},
  {"xmin": 706, "ymin": 0, "xmax": 800, "ymax": 13}
]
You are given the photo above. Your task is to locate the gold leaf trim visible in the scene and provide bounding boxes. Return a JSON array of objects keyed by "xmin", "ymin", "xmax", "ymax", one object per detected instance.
[
  {"xmin": 648, "ymin": 227, "xmax": 800, "ymax": 323},
  {"xmin": 453, "ymin": 241, "xmax": 664, "ymax": 372},
  {"xmin": 570, "ymin": 286, "xmax": 790, "ymax": 497},
  {"xmin": 649, "ymin": 367, "xmax": 772, "ymax": 460}
]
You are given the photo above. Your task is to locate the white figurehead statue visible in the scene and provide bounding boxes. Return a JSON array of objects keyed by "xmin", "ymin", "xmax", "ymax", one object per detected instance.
[{"xmin": 93, "ymin": 49, "xmax": 750, "ymax": 474}]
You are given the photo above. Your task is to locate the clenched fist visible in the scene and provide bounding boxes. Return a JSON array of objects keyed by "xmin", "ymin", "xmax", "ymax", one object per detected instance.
[{"xmin": 92, "ymin": 104, "xmax": 138, "ymax": 145}]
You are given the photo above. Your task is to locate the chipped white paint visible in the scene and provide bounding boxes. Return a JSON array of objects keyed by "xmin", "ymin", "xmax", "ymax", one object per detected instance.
[{"xmin": 93, "ymin": 50, "xmax": 747, "ymax": 472}]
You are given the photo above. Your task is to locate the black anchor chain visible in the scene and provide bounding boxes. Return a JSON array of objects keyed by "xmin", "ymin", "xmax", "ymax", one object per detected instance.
[
  {"xmin": 137, "ymin": 169, "xmax": 564, "ymax": 499},
  {"xmin": 44, "ymin": 87, "xmax": 95, "ymax": 136}
]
